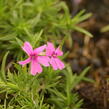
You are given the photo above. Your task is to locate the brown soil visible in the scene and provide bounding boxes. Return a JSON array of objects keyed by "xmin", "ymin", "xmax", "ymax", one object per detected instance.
[{"xmin": 64, "ymin": 0, "xmax": 109, "ymax": 109}]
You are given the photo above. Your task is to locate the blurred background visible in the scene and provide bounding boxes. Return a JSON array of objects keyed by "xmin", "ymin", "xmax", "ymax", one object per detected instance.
[{"xmin": 64, "ymin": 0, "xmax": 109, "ymax": 109}]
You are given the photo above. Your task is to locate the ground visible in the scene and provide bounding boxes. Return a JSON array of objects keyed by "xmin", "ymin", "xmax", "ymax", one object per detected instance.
[{"xmin": 65, "ymin": 0, "xmax": 109, "ymax": 109}]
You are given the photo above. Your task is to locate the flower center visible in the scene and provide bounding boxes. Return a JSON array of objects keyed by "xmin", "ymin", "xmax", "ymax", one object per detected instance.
[
  {"xmin": 52, "ymin": 52, "xmax": 57, "ymax": 58},
  {"xmin": 30, "ymin": 54, "xmax": 37, "ymax": 60}
]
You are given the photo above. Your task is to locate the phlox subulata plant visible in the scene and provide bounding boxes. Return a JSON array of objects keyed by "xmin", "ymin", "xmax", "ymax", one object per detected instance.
[
  {"xmin": 0, "ymin": 0, "xmax": 92, "ymax": 61},
  {"xmin": 0, "ymin": 42, "xmax": 91, "ymax": 109},
  {"xmin": 0, "ymin": 0, "xmax": 93, "ymax": 108}
]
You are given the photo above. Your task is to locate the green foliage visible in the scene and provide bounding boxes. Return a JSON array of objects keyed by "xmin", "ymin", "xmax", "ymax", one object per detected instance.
[
  {"xmin": 0, "ymin": 0, "xmax": 93, "ymax": 108},
  {"xmin": 0, "ymin": 53, "xmax": 91, "ymax": 109},
  {"xmin": 0, "ymin": 51, "xmax": 9, "ymax": 82},
  {"xmin": 101, "ymin": 25, "xmax": 109, "ymax": 32},
  {"xmin": 0, "ymin": 0, "xmax": 92, "ymax": 60}
]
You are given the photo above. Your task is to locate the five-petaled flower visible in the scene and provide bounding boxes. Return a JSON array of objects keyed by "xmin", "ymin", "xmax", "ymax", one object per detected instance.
[
  {"xmin": 18, "ymin": 42, "xmax": 49, "ymax": 75},
  {"xmin": 46, "ymin": 42, "xmax": 65, "ymax": 70}
]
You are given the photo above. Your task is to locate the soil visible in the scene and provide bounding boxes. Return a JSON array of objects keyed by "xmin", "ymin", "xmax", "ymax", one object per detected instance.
[{"xmin": 64, "ymin": 0, "xmax": 109, "ymax": 109}]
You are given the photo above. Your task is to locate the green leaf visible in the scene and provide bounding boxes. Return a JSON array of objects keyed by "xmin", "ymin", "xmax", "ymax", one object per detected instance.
[
  {"xmin": 32, "ymin": 30, "xmax": 43, "ymax": 48},
  {"xmin": 0, "ymin": 34, "xmax": 15, "ymax": 41},
  {"xmin": 74, "ymin": 26, "xmax": 93, "ymax": 37},
  {"xmin": 101, "ymin": 25, "xmax": 109, "ymax": 32},
  {"xmin": 15, "ymin": 37, "xmax": 23, "ymax": 47},
  {"xmin": 0, "ymin": 51, "xmax": 9, "ymax": 81},
  {"xmin": 72, "ymin": 66, "xmax": 91, "ymax": 88}
]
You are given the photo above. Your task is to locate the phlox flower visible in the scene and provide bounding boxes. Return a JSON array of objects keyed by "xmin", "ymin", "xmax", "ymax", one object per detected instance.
[
  {"xmin": 18, "ymin": 42, "xmax": 49, "ymax": 75},
  {"xmin": 46, "ymin": 42, "xmax": 65, "ymax": 70}
]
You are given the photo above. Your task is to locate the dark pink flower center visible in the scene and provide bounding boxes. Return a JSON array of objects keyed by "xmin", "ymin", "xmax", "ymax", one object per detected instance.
[
  {"xmin": 30, "ymin": 54, "xmax": 38, "ymax": 60},
  {"xmin": 52, "ymin": 52, "xmax": 57, "ymax": 58}
]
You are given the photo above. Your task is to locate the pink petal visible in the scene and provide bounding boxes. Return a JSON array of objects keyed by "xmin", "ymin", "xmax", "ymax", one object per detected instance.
[
  {"xmin": 55, "ymin": 47, "xmax": 63, "ymax": 56},
  {"xmin": 30, "ymin": 60, "xmax": 42, "ymax": 75},
  {"xmin": 50, "ymin": 57, "xmax": 58, "ymax": 70},
  {"xmin": 18, "ymin": 58, "xmax": 31, "ymax": 66},
  {"xmin": 34, "ymin": 45, "xmax": 46, "ymax": 54},
  {"xmin": 38, "ymin": 56, "xmax": 50, "ymax": 67},
  {"xmin": 22, "ymin": 42, "xmax": 33, "ymax": 56},
  {"xmin": 46, "ymin": 42, "xmax": 55, "ymax": 56},
  {"xmin": 55, "ymin": 58, "xmax": 65, "ymax": 70}
]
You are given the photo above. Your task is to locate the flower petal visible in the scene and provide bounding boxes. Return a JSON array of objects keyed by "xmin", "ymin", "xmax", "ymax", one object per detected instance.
[
  {"xmin": 34, "ymin": 45, "xmax": 46, "ymax": 54},
  {"xmin": 22, "ymin": 42, "xmax": 33, "ymax": 56},
  {"xmin": 50, "ymin": 57, "xmax": 58, "ymax": 70},
  {"xmin": 18, "ymin": 58, "xmax": 31, "ymax": 66},
  {"xmin": 30, "ymin": 60, "xmax": 42, "ymax": 75},
  {"xmin": 55, "ymin": 58, "xmax": 65, "ymax": 70},
  {"xmin": 55, "ymin": 47, "xmax": 63, "ymax": 56},
  {"xmin": 46, "ymin": 42, "xmax": 55, "ymax": 56},
  {"xmin": 38, "ymin": 56, "xmax": 50, "ymax": 67}
]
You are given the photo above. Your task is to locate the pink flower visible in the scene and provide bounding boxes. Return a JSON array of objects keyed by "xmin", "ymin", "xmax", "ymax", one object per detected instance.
[
  {"xmin": 46, "ymin": 42, "xmax": 65, "ymax": 70},
  {"xmin": 18, "ymin": 42, "xmax": 49, "ymax": 75}
]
